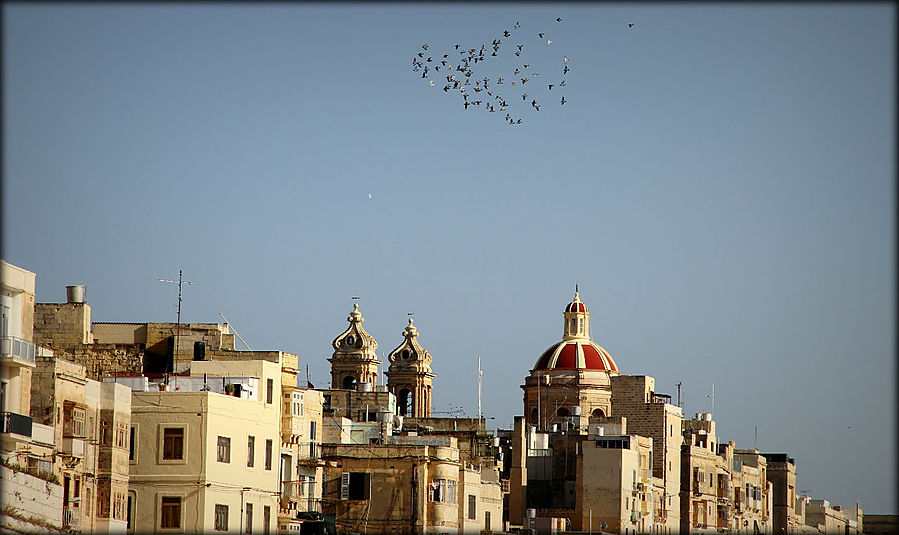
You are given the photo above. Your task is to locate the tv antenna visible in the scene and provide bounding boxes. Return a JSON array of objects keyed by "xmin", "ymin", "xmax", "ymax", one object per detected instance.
[
  {"xmin": 676, "ymin": 381, "xmax": 683, "ymax": 407},
  {"xmin": 477, "ymin": 355, "xmax": 483, "ymax": 421},
  {"xmin": 159, "ymin": 270, "xmax": 194, "ymax": 372},
  {"xmin": 219, "ymin": 312, "xmax": 251, "ymax": 350}
]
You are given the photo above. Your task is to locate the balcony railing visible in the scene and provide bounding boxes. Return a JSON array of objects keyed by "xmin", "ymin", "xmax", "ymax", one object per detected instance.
[
  {"xmin": 0, "ymin": 337, "xmax": 36, "ymax": 365},
  {"xmin": 1, "ymin": 412, "xmax": 33, "ymax": 437}
]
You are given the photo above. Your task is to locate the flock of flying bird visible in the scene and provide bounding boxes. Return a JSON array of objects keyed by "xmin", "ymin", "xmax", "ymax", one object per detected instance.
[{"xmin": 411, "ymin": 18, "xmax": 634, "ymax": 125}]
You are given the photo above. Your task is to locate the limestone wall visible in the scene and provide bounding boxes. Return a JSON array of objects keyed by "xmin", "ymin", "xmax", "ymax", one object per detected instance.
[
  {"xmin": 0, "ymin": 465, "xmax": 64, "ymax": 533},
  {"xmin": 33, "ymin": 303, "xmax": 92, "ymax": 347}
]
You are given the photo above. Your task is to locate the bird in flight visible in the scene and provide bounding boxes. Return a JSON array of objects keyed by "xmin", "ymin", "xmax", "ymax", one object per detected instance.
[
  {"xmin": 428, "ymin": 80, "xmax": 434, "ymax": 86},
  {"xmin": 368, "ymin": 193, "xmax": 373, "ymax": 199},
  {"xmin": 422, "ymin": 43, "xmax": 428, "ymax": 50},
  {"xmin": 561, "ymin": 96, "xmax": 566, "ymax": 105},
  {"xmin": 538, "ymin": 33, "xmax": 544, "ymax": 38},
  {"xmin": 556, "ymin": 17, "xmax": 562, "ymax": 22},
  {"xmin": 548, "ymin": 84, "xmax": 554, "ymax": 90},
  {"xmin": 547, "ymin": 39, "xmax": 552, "ymax": 45},
  {"xmin": 628, "ymin": 23, "xmax": 635, "ymax": 29},
  {"xmin": 563, "ymin": 56, "xmax": 568, "ymax": 64},
  {"xmin": 515, "ymin": 21, "xmax": 520, "ymax": 29}
]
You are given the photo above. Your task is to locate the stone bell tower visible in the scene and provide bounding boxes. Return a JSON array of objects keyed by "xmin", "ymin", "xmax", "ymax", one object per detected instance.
[
  {"xmin": 385, "ymin": 318, "xmax": 435, "ymax": 417},
  {"xmin": 329, "ymin": 303, "xmax": 380, "ymax": 390}
]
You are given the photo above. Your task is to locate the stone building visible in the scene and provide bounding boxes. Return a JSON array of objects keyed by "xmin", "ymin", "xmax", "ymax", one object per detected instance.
[
  {"xmin": 385, "ymin": 318, "xmax": 434, "ymax": 418},
  {"xmin": 610, "ymin": 374, "xmax": 683, "ymax": 532},
  {"xmin": 320, "ymin": 435, "xmax": 502, "ymax": 535},
  {"xmin": 522, "ymin": 292, "xmax": 621, "ymax": 432},
  {"xmin": 1, "ymin": 260, "xmax": 62, "ymax": 533},
  {"xmin": 763, "ymin": 453, "xmax": 799, "ymax": 534},
  {"xmin": 122, "ymin": 359, "xmax": 283, "ymax": 534}
]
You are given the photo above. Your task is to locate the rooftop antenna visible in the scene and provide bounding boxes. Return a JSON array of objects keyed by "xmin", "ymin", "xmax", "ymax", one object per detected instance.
[
  {"xmin": 706, "ymin": 383, "xmax": 715, "ymax": 416},
  {"xmin": 219, "ymin": 312, "xmax": 251, "ymax": 350},
  {"xmin": 754, "ymin": 426, "xmax": 758, "ymax": 450},
  {"xmin": 478, "ymin": 355, "xmax": 483, "ymax": 421},
  {"xmin": 676, "ymin": 381, "xmax": 683, "ymax": 408},
  {"xmin": 159, "ymin": 270, "xmax": 194, "ymax": 373}
]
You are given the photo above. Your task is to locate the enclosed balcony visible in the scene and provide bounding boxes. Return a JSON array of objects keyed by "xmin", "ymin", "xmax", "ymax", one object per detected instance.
[
  {"xmin": 0, "ymin": 336, "xmax": 36, "ymax": 367},
  {"xmin": 1, "ymin": 411, "xmax": 33, "ymax": 437}
]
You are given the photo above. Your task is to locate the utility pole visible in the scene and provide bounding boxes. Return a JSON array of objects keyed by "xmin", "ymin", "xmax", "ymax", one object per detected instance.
[{"xmin": 159, "ymin": 270, "xmax": 194, "ymax": 373}]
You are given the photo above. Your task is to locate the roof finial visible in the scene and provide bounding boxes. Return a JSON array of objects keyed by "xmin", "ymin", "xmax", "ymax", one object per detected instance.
[{"xmin": 575, "ymin": 283, "xmax": 579, "ymax": 299}]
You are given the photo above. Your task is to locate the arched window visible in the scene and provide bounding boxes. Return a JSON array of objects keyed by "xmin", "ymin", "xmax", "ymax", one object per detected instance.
[
  {"xmin": 342, "ymin": 376, "xmax": 357, "ymax": 390},
  {"xmin": 557, "ymin": 407, "xmax": 570, "ymax": 417},
  {"xmin": 592, "ymin": 408, "xmax": 605, "ymax": 418},
  {"xmin": 398, "ymin": 389, "xmax": 413, "ymax": 417}
]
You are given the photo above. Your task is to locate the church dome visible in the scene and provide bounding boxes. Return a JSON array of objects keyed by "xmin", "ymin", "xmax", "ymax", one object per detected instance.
[
  {"xmin": 532, "ymin": 290, "xmax": 620, "ymax": 373},
  {"xmin": 533, "ymin": 339, "xmax": 619, "ymax": 372}
]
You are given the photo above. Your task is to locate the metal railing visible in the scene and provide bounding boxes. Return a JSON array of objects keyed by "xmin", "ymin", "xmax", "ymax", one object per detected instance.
[
  {"xmin": 0, "ymin": 336, "xmax": 36, "ymax": 364},
  {"xmin": 1, "ymin": 412, "xmax": 33, "ymax": 437}
]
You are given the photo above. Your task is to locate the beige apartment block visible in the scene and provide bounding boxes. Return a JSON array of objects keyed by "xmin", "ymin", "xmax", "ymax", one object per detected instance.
[
  {"xmin": 734, "ymin": 449, "xmax": 772, "ymax": 534},
  {"xmin": 320, "ymin": 435, "xmax": 502, "ymax": 534},
  {"xmin": 763, "ymin": 453, "xmax": 799, "ymax": 534},
  {"xmin": 25, "ymin": 351, "xmax": 131, "ymax": 533},
  {"xmin": 804, "ymin": 500, "xmax": 863, "ymax": 534},
  {"xmin": 279, "ymin": 384, "xmax": 325, "ymax": 531},
  {"xmin": 129, "ymin": 386, "xmax": 280, "ymax": 534},
  {"xmin": 610, "ymin": 374, "xmax": 683, "ymax": 532},
  {"xmin": 1, "ymin": 260, "xmax": 63, "ymax": 533},
  {"xmin": 680, "ymin": 413, "xmax": 721, "ymax": 534},
  {"xmin": 577, "ymin": 431, "xmax": 654, "ymax": 535}
]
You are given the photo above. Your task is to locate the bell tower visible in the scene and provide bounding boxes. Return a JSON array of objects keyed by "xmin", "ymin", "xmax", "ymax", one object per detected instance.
[
  {"xmin": 329, "ymin": 303, "xmax": 380, "ymax": 390},
  {"xmin": 385, "ymin": 318, "xmax": 435, "ymax": 417}
]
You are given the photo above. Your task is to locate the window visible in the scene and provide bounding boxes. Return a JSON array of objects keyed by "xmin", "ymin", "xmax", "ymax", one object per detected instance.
[
  {"xmin": 162, "ymin": 428, "xmax": 184, "ymax": 460},
  {"xmin": 214, "ymin": 504, "xmax": 229, "ymax": 531},
  {"xmin": 100, "ymin": 419, "xmax": 110, "ymax": 445},
  {"xmin": 97, "ymin": 485, "xmax": 110, "ymax": 517},
  {"xmin": 217, "ymin": 436, "xmax": 231, "ymax": 463},
  {"xmin": 127, "ymin": 494, "xmax": 133, "ymax": 531},
  {"xmin": 264, "ymin": 439, "xmax": 273, "ymax": 470},
  {"xmin": 266, "ymin": 379, "xmax": 273, "ymax": 404},
  {"xmin": 429, "ymin": 479, "xmax": 456, "ymax": 503},
  {"xmin": 247, "ymin": 436, "xmax": 255, "ymax": 467},
  {"xmin": 468, "ymin": 494, "xmax": 477, "ymax": 519},
  {"xmin": 341, "ymin": 472, "xmax": 371, "ymax": 500},
  {"xmin": 129, "ymin": 426, "xmax": 136, "ymax": 461},
  {"xmin": 485, "ymin": 511, "xmax": 491, "ymax": 532},
  {"xmin": 160, "ymin": 496, "xmax": 181, "ymax": 529},
  {"xmin": 116, "ymin": 422, "xmax": 128, "ymax": 449},
  {"xmin": 309, "ymin": 422, "xmax": 317, "ymax": 457},
  {"xmin": 245, "ymin": 503, "xmax": 253, "ymax": 534},
  {"xmin": 263, "ymin": 506, "xmax": 270, "ymax": 535},
  {"xmin": 113, "ymin": 492, "xmax": 127, "ymax": 520}
]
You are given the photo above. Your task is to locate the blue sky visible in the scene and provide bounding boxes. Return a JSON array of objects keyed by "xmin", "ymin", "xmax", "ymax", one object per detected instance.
[{"xmin": 3, "ymin": 3, "xmax": 894, "ymax": 513}]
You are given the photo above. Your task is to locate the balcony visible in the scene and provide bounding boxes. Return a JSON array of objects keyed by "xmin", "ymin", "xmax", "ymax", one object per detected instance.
[
  {"xmin": 1, "ymin": 412, "xmax": 33, "ymax": 437},
  {"xmin": 0, "ymin": 337, "xmax": 36, "ymax": 367},
  {"xmin": 61, "ymin": 437, "xmax": 85, "ymax": 458}
]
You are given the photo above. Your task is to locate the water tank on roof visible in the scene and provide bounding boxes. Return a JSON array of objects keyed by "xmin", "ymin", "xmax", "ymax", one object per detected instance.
[{"xmin": 66, "ymin": 285, "xmax": 85, "ymax": 304}]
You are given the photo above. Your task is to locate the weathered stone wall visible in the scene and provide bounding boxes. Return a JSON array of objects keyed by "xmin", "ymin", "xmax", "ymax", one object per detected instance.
[
  {"xmin": 33, "ymin": 303, "xmax": 92, "ymax": 347},
  {"xmin": 49, "ymin": 344, "xmax": 144, "ymax": 381}
]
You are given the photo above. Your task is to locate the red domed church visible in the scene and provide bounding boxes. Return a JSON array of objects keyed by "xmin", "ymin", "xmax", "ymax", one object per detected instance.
[{"xmin": 522, "ymin": 290, "xmax": 620, "ymax": 431}]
